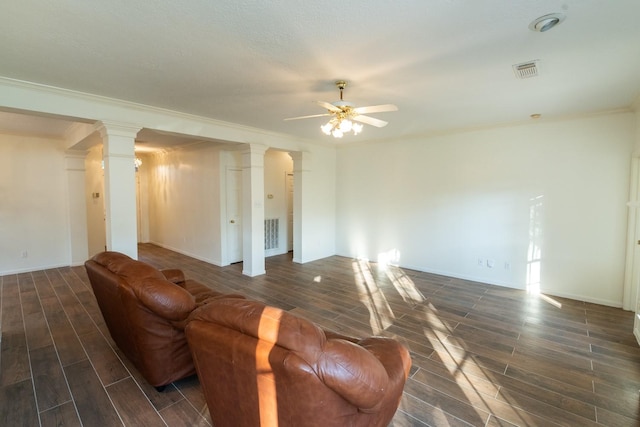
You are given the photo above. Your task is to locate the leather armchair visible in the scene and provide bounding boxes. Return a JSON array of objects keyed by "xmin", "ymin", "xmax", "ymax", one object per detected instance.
[
  {"xmin": 85, "ymin": 251, "xmax": 243, "ymax": 389},
  {"xmin": 185, "ymin": 298, "xmax": 411, "ymax": 427}
]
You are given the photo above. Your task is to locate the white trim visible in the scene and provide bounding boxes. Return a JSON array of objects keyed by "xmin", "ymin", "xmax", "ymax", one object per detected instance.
[
  {"xmin": 0, "ymin": 76, "xmax": 328, "ymax": 150},
  {"xmin": 623, "ymin": 157, "xmax": 640, "ymax": 310},
  {"xmin": 148, "ymin": 240, "xmax": 223, "ymax": 267},
  {"xmin": 1, "ymin": 262, "xmax": 73, "ymax": 276}
]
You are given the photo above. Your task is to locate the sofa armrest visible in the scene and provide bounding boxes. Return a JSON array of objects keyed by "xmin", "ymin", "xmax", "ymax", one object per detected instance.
[
  {"xmin": 358, "ymin": 337, "xmax": 412, "ymax": 379},
  {"xmin": 161, "ymin": 269, "xmax": 186, "ymax": 285},
  {"xmin": 316, "ymin": 339, "xmax": 389, "ymax": 409}
]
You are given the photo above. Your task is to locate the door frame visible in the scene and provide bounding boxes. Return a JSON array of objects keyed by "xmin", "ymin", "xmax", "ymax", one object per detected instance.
[
  {"xmin": 623, "ymin": 156, "xmax": 640, "ymax": 343},
  {"xmin": 224, "ymin": 166, "xmax": 243, "ymax": 265}
]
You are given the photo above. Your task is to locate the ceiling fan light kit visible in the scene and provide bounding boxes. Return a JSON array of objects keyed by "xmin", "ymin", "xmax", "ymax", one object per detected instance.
[
  {"xmin": 285, "ymin": 80, "xmax": 398, "ymax": 139},
  {"xmin": 321, "ymin": 118, "xmax": 363, "ymax": 138}
]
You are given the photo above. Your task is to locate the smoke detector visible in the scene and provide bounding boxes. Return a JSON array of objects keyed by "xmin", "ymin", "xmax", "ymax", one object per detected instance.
[
  {"xmin": 529, "ymin": 13, "xmax": 566, "ymax": 32},
  {"xmin": 512, "ymin": 61, "xmax": 540, "ymax": 79}
]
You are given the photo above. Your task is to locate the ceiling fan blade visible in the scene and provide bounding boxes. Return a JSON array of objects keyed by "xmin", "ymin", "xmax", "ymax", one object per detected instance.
[
  {"xmin": 353, "ymin": 104, "xmax": 398, "ymax": 114},
  {"xmin": 353, "ymin": 115, "xmax": 388, "ymax": 128},
  {"xmin": 284, "ymin": 113, "xmax": 332, "ymax": 121},
  {"xmin": 315, "ymin": 100, "xmax": 342, "ymax": 112}
]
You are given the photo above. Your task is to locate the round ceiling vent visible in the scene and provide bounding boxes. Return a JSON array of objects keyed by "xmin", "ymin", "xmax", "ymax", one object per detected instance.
[{"xmin": 529, "ymin": 13, "xmax": 566, "ymax": 32}]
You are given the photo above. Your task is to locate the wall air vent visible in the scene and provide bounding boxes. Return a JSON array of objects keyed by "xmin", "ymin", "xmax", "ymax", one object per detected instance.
[
  {"xmin": 512, "ymin": 61, "xmax": 539, "ymax": 79},
  {"xmin": 264, "ymin": 218, "xmax": 279, "ymax": 250}
]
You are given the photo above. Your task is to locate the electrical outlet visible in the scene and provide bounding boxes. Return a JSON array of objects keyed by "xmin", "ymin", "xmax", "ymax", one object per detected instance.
[
  {"xmin": 477, "ymin": 258, "xmax": 484, "ymax": 267},
  {"xmin": 504, "ymin": 262, "xmax": 511, "ymax": 270},
  {"xmin": 486, "ymin": 259, "xmax": 495, "ymax": 268},
  {"xmin": 21, "ymin": 250, "xmax": 28, "ymax": 258}
]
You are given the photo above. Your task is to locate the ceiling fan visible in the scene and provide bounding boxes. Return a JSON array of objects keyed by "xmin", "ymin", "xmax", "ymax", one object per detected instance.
[{"xmin": 284, "ymin": 81, "xmax": 398, "ymax": 138}]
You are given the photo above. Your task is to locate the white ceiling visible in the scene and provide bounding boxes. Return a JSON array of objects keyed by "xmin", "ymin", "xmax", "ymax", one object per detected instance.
[{"xmin": 1, "ymin": 0, "xmax": 639, "ymax": 145}]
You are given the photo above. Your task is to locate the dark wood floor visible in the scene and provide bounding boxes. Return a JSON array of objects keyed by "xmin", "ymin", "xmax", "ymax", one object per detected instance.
[{"xmin": 2, "ymin": 243, "xmax": 640, "ymax": 426}]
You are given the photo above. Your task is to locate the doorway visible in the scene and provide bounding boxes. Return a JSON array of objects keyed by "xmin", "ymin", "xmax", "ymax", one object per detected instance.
[{"xmin": 226, "ymin": 167, "xmax": 243, "ymax": 263}]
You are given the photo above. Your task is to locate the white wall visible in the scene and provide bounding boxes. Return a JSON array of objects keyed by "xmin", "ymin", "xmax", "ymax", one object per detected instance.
[
  {"xmin": 136, "ymin": 153, "xmax": 150, "ymax": 243},
  {"xmin": 85, "ymin": 145, "xmax": 106, "ymax": 257},
  {"xmin": 144, "ymin": 144, "xmax": 337, "ymax": 267},
  {"xmin": 295, "ymin": 146, "xmax": 337, "ymax": 263},
  {"xmin": 336, "ymin": 113, "xmax": 635, "ymax": 307},
  {"xmin": 0, "ymin": 133, "xmax": 71, "ymax": 274},
  {"xmin": 147, "ymin": 143, "xmax": 223, "ymax": 265}
]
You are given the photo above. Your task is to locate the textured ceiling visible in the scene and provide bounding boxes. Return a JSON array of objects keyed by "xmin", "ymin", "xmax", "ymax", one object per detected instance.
[{"xmin": 1, "ymin": 0, "xmax": 640, "ymax": 145}]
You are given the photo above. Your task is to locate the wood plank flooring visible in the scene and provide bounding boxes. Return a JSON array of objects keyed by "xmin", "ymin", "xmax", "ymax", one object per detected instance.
[{"xmin": 1, "ymin": 243, "xmax": 639, "ymax": 426}]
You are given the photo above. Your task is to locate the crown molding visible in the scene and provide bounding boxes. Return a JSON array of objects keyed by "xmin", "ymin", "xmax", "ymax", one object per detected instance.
[
  {"xmin": 0, "ymin": 76, "xmax": 245, "ymax": 129},
  {"xmin": 0, "ymin": 76, "xmax": 326, "ymax": 151},
  {"xmin": 336, "ymin": 107, "xmax": 636, "ymax": 150}
]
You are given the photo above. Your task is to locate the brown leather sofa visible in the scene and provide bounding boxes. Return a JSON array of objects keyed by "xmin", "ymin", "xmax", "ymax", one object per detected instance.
[
  {"xmin": 185, "ymin": 297, "xmax": 412, "ymax": 427},
  {"xmin": 85, "ymin": 251, "xmax": 243, "ymax": 390}
]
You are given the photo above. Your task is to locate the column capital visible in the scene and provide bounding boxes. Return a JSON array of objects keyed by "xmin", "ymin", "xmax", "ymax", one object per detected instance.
[
  {"xmin": 95, "ymin": 120, "xmax": 142, "ymax": 139},
  {"xmin": 242, "ymin": 143, "xmax": 268, "ymax": 169},
  {"xmin": 241, "ymin": 143, "xmax": 268, "ymax": 156},
  {"xmin": 242, "ymin": 143, "xmax": 269, "ymax": 154}
]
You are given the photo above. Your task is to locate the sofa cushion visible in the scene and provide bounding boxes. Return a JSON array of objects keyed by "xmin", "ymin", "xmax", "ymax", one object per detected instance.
[{"xmin": 132, "ymin": 277, "xmax": 196, "ymax": 321}]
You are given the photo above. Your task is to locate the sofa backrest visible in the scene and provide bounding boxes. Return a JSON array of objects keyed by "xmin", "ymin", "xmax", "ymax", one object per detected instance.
[
  {"xmin": 85, "ymin": 253, "xmax": 140, "ymax": 366},
  {"xmin": 85, "ymin": 251, "xmax": 200, "ymax": 386},
  {"xmin": 186, "ymin": 298, "xmax": 409, "ymax": 427},
  {"xmin": 88, "ymin": 251, "xmax": 198, "ymax": 320}
]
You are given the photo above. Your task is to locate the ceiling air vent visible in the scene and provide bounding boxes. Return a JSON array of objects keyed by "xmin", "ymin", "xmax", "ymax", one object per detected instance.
[{"xmin": 512, "ymin": 61, "xmax": 539, "ymax": 79}]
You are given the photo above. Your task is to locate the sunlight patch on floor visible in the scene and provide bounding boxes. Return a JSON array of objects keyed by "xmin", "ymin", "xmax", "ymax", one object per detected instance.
[{"xmin": 352, "ymin": 259, "xmax": 395, "ymax": 334}]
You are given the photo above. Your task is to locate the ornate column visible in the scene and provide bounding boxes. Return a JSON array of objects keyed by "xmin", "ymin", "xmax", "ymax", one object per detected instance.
[
  {"xmin": 65, "ymin": 150, "xmax": 89, "ymax": 265},
  {"xmin": 288, "ymin": 151, "xmax": 311, "ymax": 263},
  {"xmin": 241, "ymin": 144, "xmax": 268, "ymax": 276},
  {"xmin": 96, "ymin": 121, "xmax": 141, "ymax": 259}
]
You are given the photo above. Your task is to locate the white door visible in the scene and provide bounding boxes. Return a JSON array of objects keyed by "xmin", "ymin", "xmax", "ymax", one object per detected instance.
[
  {"xmin": 633, "ymin": 230, "xmax": 640, "ymax": 344},
  {"xmin": 635, "ymin": 301, "xmax": 640, "ymax": 345},
  {"xmin": 624, "ymin": 157, "xmax": 640, "ymax": 343},
  {"xmin": 226, "ymin": 168, "xmax": 243, "ymax": 263},
  {"xmin": 286, "ymin": 172, "xmax": 294, "ymax": 252},
  {"xmin": 136, "ymin": 173, "xmax": 142, "ymax": 242}
]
